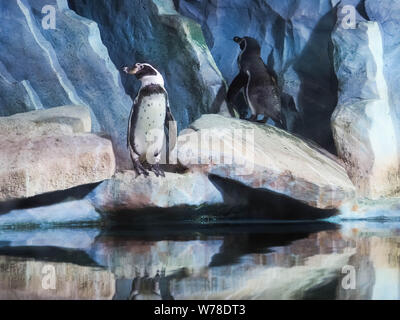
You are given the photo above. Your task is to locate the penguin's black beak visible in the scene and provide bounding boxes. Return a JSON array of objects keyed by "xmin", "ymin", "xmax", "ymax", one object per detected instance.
[{"xmin": 233, "ymin": 36, "xmax": 242, "ymax": 43}]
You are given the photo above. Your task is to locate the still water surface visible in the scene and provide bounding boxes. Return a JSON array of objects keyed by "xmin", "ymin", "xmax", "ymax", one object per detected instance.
[{"xmin": 0, "ymin": 220, "xmax": 399, "ymax": 300}]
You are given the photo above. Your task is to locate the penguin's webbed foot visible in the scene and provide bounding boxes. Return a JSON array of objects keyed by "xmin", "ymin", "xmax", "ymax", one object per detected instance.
[
  {"xmin": 133, "ymin": 160, "xmax": 150, "ymax": 177},
  {"xmin": 151, "ymin": 163, "xmax": 165, "ymax": 178}
]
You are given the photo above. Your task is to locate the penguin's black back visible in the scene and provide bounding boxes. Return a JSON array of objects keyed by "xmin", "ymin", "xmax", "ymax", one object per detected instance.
[{"xmin": 239, "ymin": 38, "xmax": 274, "ymax": 86}]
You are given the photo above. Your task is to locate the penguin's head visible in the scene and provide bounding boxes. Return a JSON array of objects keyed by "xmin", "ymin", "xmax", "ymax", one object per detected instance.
[
  {"xmin": 233, "ymin": 36, "xmax": 246, "ymax": 50},
  {"xmin": 123, "ymin": 63, "xmax": 164, "ymax": 87},
  {"xmin": 233, "ymin": 36, "xmax": 261, "ymax": 55}
]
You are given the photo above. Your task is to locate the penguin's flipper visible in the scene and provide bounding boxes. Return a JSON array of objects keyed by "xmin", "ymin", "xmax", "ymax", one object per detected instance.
[
  {"xmin": 127, "ymin": 102, "xmax": 135, "ymax": 149},
  {"xmin": 263, "ymin": 61, "xmax": 278, "ymax": 86},
  {"xmin": 164, "ymin": 91, "xmax": 177, "ymax": 156},
  {"xmin": 227, "ymin": 73, "xmax": 248, "ymax": 117},
  {"xmin": 127, "ymin": 93, "xmax": 141, "ymax": 151}
]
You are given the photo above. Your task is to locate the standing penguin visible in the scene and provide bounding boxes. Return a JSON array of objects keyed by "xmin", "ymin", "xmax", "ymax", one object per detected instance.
[
  {"xmin": 227, "ymin": 36, "xmax": 286, "ymax": 129},
  {"xmin": 123, "ymin": 63, "xmax": 177, "ymax": 177}
]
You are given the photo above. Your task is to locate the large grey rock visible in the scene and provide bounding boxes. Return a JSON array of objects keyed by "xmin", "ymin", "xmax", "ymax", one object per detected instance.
[
  {"xmin": 331, "ymin": 5, "xmax": 400, "ymax": 199},
  {"xmin": 0, "ymin": 0, "xmax": 132, "ymax": 168},
  {"xmin": 68, "ymin": 0, "xmax": 227, "ymax": 133},
  {"xmin": 89, "ymin": 170, "xmax": 223, "ymax": 213},
  {"xmin": 177, "ymin": 114, "xmax": 355, "ymax": 209},
  {"xmin": 176, "ymin": 0, "xmax": 340, "ymax": 152}
]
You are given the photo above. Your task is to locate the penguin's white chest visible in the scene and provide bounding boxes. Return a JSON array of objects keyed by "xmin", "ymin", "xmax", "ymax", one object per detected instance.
[{"xmin": 134, "ymin": 93, "xmax": 166, "ymax": 156}]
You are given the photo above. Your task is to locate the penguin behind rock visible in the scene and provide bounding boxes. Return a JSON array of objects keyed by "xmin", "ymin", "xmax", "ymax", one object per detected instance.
[
  {"xmin": 123, "ymin": 63, "xmax": 177, "ymax": 177},
  {"xmin": 227, "ymin": 36, "xmax": 286, "ymax": 129}
]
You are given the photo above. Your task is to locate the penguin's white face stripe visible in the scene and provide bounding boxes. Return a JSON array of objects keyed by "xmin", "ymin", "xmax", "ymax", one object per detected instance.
[
  {"xmin": 136, "ymin": 63, "xmax": 165, "ymax": 88},
  {"xmin": 139, "ymin": 63, "xmax": 157, "ymax": 73}
]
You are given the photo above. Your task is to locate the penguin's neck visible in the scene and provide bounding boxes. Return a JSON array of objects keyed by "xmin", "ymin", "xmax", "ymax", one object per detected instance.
[{"xmin": 139, "ymin": 74, "xmax": 165, "ymax": 89}]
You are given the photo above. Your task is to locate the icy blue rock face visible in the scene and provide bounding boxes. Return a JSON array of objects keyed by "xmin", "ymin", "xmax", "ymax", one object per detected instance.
[
  {"xmin": 0, "ymin": 0, "xmax": 75, "ymax": 109},
  {"xmin": 68, "ymin": 0, "xmax": 227, "ymax": 133},
  {"xmin": 0, "ymin": 62, "xmax": 43, "ymax": 116},
  {"xmin": 0, "ymin": 0, "xmax": 133, "ymax": 168},
  {"xmin": 176, "ymin": 0, "xmax": 340, "ymax": 152}
]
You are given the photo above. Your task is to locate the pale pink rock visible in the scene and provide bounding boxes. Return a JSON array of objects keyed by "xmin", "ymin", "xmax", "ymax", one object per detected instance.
[{"xmin": 0, "ymin": 106, "xmax": 115, "ymax": 201}]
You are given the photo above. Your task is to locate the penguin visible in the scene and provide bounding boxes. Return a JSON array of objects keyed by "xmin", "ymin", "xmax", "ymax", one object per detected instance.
[
  {"xmin": 227, "ymin": 36, "xmax": 286, "ymax": 129},
  {"xmin": 123, "ymin": 63, "xmax": 177, "ymax": 177}
]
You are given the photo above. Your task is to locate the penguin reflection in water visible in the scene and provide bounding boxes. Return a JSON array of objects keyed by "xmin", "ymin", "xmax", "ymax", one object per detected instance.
[
  {"xmin": 123, "ymin": 63, "xmax": 177, "ymax": 177},
  {"xmin": 227, "ymin": 36, "xmax": 286, "ymax": 129}
]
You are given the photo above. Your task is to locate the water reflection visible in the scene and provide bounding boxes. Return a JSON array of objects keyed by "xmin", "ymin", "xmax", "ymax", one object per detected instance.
[{"xmin": 0, "ymin": 221, "xmax": 399, "ymax": 299}]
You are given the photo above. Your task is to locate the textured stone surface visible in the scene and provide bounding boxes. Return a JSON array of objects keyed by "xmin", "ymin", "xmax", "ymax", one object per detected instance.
[
  {"xmin": 0, "ymin": 134, "xmax": 116, "ymax": 201},
  {"xmin": 89, "ymin": 170, "xmax": 223, "ymax": 213},
  {"xmin": 68, "ymin": 0, "xmax": 227, "ymax": 133},
  {"xmin": 0, "ymin": 105, "xmax": 91, "ymax": 138},
  {"xmin": 177, "ymin": 114, "xmax": 355, "ymax": 209},
  {"xmin": 0, "ymin": 105, "xmax": 114, "ymax": 201},
  {"xmin": 331, "ymin": 4, "xmax": 400, "ymax": 199}
]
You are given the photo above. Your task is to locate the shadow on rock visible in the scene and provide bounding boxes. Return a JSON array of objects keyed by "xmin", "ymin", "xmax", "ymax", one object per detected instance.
[
  {"xmin": 293, "ymin": 9, "xmax": 339, "ymax": 154},
  {"xmin": 209, "ymin": 174, "xmax": 340, "ymax": 221}
]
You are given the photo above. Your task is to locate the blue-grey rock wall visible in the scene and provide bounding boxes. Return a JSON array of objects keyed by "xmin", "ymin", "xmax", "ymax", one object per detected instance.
[
  {"xmin": 2, "ymin": 0, "xmax": 400, "ymax": 170},
  {"xmin": 0, "ymin": 0, "xmax": 133, "ymax": 168},
  {"xmin": 176, "ymin": 0, "xmax": 343, "ymax": 152}
]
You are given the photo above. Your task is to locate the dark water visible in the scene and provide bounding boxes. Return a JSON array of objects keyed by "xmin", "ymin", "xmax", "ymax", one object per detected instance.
[{"xmin": 0, "ymin": 221, "xmax": 399, "ymax": 300}]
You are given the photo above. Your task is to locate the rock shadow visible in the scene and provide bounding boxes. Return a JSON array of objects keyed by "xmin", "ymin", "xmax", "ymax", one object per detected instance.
[
  {"xmin": 293, "ymin": 9, "xmax": 339, "ymax": 154},
  {"xmin": 208, "ymin": 174, "xmax": 340, "ymax": 221}
]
